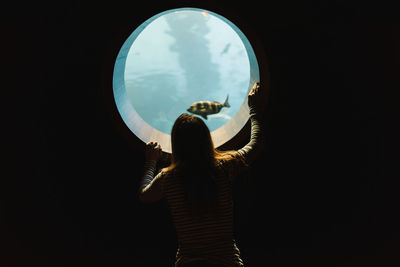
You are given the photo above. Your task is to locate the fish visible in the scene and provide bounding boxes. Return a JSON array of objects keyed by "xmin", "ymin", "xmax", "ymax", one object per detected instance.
[
  {"xmin": 187, "ymin": 95, "xmax": 230, "ymax": 120},
  {"xmin": 220, "ymin": 43, "xmax": 231, "ymax": 55}
]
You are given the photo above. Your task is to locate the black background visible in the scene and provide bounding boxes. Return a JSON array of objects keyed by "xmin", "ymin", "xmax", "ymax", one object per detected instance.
[{"xmin": 3, "ymin": 1, "xmax": 400, "ymax": 266}]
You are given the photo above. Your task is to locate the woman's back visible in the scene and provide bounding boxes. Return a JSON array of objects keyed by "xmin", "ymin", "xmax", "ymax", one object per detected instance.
[{"xmin": 163, "ymin": 159, "xmax": 245, "ymax": 266}]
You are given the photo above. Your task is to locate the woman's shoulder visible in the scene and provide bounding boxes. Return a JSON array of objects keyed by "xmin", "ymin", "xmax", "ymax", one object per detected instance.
[
  {"xmin": 159, "ymin": 166, "xmax": 180, "ymax": 181},
  {"xmin": 215, "ymin": 151, "xmax": 248, "ymax": 176},
  {"xmin": 217, "ymin": 150, "xmax": 246, "ymax": 164},
  {"xmin": 160, "ymin": 167, "xmax": 172, "ymax": 177}
]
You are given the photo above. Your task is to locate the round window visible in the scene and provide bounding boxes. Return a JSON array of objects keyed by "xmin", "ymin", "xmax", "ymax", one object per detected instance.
[{"xmin": 113, "ymin": 7, "xmax": 260, "ymax": 153}]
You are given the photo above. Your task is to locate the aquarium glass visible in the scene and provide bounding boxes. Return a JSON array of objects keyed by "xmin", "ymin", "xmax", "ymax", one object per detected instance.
[{"xmin": 113, "ymin": 8, "xmax": 259, "ymax": 152}]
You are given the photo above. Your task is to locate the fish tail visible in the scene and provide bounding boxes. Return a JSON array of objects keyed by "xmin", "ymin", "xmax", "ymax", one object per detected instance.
[{"xmin": 224, "ymin": 94, "xmax": 230, "ymax": 108}]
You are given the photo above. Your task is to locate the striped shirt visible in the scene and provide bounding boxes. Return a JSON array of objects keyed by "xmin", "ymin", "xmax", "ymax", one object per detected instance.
[{"xmin": 139, "ymin": 112, "xmax": 263, "ymax": 267}]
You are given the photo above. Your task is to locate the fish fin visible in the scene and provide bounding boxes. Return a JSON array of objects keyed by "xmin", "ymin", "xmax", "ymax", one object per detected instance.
[
  {"xmin": 201, "ymin": 114, "xmax": 208, "ymax": 120},
  {"xmin": 224, "ymin": 94, "xmax": 230, "ymax": 108}
]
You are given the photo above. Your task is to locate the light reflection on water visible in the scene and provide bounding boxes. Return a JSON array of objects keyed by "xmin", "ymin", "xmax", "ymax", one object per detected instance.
[{"xmin": 124, "ymin": 10, "xmax": 250, "ymax": 134}]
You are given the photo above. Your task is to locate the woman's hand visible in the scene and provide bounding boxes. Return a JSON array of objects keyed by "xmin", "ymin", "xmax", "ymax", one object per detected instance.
[
  {"xmin": 145, "ymin": 142, "xmax": 163, "ymax": 162},
  {"xmin": 248, "ymin": 82, "xmax": 261, "ymax": 113}
]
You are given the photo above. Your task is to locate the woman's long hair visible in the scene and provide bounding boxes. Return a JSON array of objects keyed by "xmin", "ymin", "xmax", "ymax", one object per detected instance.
[{"xmin": 166, "ymin": 113, "xmax": 245, "ymax": 218}]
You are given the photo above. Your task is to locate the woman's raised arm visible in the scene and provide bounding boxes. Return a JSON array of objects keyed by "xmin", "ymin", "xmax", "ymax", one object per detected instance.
[{"xmin": 237, "ymin": 82, "xmax": 264, "ymax": 165}]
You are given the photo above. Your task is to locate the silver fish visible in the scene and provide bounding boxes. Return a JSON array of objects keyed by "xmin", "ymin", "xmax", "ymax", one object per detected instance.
[{"xmin": 187, "ymin": 95, "xmax": 230, "ymax": 120}]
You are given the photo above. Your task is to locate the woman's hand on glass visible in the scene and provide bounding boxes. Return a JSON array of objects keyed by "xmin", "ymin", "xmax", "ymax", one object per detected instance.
[
  {"xmin": 145, "ymin": 142, "xmax": 163, "ymax": 162},
  {"xmin": 248, "ymin": 82, "xmax": 261, "ymax": 113}
]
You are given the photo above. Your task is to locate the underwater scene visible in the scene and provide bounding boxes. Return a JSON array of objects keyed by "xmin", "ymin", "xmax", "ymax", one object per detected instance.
[{"xmin": 124, "ymin": 9, "xmax": 252, "ymax": 134}]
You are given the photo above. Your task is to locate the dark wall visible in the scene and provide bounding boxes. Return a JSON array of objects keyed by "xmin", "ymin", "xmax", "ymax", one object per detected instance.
[{"xmin": 3, "ymin": 1, "xmax": 399, "ymax": 266}]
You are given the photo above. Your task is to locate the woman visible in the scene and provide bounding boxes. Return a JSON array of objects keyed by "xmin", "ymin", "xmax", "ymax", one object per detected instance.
[{"xmin": 139, "ymin": 82, "xmax": 263, "ymax": 267}]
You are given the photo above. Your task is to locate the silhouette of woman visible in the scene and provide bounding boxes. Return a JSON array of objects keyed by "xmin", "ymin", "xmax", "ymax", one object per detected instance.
[{"xmin": 139, "ymin": 82, "xmax": 263, "ymax": 267}]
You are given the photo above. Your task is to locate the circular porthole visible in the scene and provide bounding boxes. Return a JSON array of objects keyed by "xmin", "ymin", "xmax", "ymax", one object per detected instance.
[{"xmin": 113, "ymin": 7, "xmax": 261, "ymax": 153}]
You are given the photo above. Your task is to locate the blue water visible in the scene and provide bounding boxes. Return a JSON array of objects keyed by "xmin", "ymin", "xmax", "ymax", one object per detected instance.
[{"xmin": 124, "ymin": 10, "xmax": 251, "ymax": 134}]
